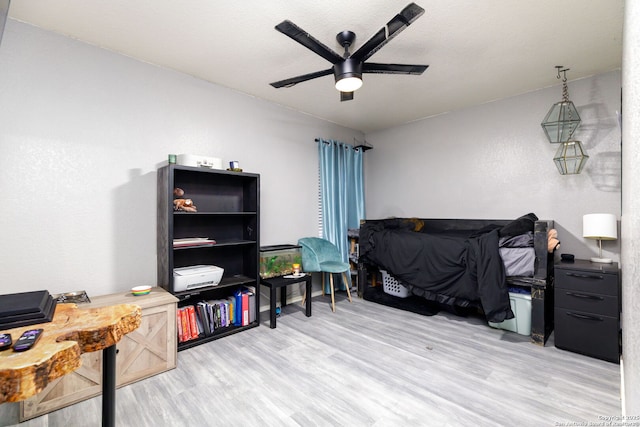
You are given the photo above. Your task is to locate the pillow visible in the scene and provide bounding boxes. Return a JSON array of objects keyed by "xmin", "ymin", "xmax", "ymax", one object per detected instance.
[{"xmin": 499, "ymin": 213, "xmax": 538, "ymax": 237}]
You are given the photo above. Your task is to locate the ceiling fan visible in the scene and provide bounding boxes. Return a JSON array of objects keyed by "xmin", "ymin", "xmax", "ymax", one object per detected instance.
[{"xmin": 270, "ymin": 2, "xmax": 429, "ymax": 101}]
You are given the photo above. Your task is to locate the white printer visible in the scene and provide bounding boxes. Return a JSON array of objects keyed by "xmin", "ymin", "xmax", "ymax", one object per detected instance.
[{"xmin": 173, "ymin": 265, "xmax": 224, "ymax": 292}]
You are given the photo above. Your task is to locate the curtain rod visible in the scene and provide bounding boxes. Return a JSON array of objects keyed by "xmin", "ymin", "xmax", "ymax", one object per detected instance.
[{"xmin": 314, "ymin": 138, "xmax": 373, "ymax": 151}]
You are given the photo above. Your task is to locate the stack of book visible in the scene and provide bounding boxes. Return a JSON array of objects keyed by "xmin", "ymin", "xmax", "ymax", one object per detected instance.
[
  {"xmin": 0, "ymin": 290, "xmax": 57, "ymax": 330},
  {"xmin": 177, "ymin": 286, "xmax": 255, "ymax": 343}
]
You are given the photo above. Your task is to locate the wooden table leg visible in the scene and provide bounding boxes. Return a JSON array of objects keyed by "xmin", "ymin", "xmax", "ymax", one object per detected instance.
[{"xmin": 102, "ymin": 344, "xmax": 117, "ymax": 427}]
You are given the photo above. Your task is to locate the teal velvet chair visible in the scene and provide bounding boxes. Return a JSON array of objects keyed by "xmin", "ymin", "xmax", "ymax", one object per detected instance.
[{"xmin": 298, "ymin": 237, "xmax": 352, "ymax": 312}]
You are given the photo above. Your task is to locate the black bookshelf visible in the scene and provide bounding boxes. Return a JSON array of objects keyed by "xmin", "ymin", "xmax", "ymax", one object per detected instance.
[{"xmin": 157, "ymin": 165, "xmax": 260, "ymax": 350}]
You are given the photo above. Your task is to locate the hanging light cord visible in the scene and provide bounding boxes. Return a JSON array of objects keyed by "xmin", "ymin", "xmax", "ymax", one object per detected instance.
[
  {"xmin": 556, "ymin": 66, "xmax": 570, "ymax": 103},
  {"xmin": 555, "ymin": 65, "xmax": 574, "ymax": 127}
]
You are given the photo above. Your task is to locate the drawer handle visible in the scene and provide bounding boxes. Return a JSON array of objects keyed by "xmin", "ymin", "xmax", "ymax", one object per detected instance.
[
  {"xmin": 566, "ymin": 311, "xmax": 603, "ymax": 322},
  {"xmin": 565, "ymin": 291, "xmax": 604, "ymax": 301},
  {"xmin": 566, "ymin": 272, "xmax": 603, "ymax": 280}
]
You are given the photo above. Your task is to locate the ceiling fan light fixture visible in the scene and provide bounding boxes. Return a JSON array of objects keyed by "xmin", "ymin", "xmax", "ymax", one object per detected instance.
[
  {"xmin": 335, "ymin": 76, "xmax": 362, "ymax": 92},
  {"xmin": 334, "ymin": 58, "xmax": 363, "ymax": 92},
  {"xmin": 271, "ymin": 3, "xmax": 427, "ymax": 101}
]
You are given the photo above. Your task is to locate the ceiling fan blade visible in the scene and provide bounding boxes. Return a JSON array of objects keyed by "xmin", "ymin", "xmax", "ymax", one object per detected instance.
[
  {"xmin": 270, "ymin": 68, "xmax": 333, "ymax": 88},
  {"xmin": 275, "ymin": 20, "xmax": 344, "ymax": 64},
  {"xmin": 351, "ymin": 3, "xmax": 425, "ymax": 62},
  {"xmin": 363, "ymin": 63, "xmax": 428, "ymax": 75},
  {"xmin": 340, "ymin": 91, "xmax": 354, "ymax": 102}
]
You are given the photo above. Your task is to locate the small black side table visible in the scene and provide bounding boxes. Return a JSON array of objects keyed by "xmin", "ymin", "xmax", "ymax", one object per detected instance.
[{"xmin": 260, "ymin": 274, "xmax": 312, "ymax": 329}]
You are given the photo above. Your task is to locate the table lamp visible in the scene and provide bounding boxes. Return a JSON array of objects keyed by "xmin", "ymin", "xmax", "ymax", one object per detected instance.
[{"xmin": 583, "ymin": 213, "xmax": 617, "ymax": 263}]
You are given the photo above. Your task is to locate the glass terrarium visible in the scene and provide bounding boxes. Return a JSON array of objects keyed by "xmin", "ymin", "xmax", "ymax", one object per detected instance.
[{"xmin": 259, "ymin": 245, "xmax": 302, "ymax": 279}]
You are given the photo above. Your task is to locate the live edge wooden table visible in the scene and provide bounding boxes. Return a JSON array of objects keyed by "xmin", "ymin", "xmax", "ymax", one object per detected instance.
[
  {"xmin": 0, "ymin": 303, "xmax": 141, "ymax": 427},
  {"xmin": 260, "ymin": 274, "xmax": 312, "ymax": 328}
]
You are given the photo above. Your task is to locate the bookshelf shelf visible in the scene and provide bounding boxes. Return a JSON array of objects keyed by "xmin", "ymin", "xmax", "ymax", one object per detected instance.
[
  {"xmin": 177, "ymin": 322, "xmax": 259, "ymax": 351},
  {"xmin": 157, "ymin": 165, "xmax": 260, "ymax": 350}
]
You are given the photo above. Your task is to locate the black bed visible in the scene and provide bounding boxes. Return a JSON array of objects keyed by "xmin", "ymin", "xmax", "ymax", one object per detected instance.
[{"xmin": 357, "ymin": 214, "xmax": 555, "ymax": 345}]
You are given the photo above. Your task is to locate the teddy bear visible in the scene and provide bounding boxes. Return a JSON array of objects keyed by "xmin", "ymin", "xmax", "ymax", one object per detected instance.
[
  {"xmin": 548, "ymin": 228, "xmax": 560, "ymax": 253},
  {"xmin": 173, "ymin": 187, "xmax": 197, "ymax": 212}
]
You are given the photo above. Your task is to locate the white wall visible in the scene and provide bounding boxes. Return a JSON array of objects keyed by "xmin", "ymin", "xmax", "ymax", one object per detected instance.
[
  {"xmin": 621, "ymin": 0, "xmax": 640, "ymax": 415},
  {"xmin": 0, "ymin": 20, "xmax": 362, "ymax": 297},
  {"xmin": 364, "ymin": 70, "xmax": 622, "ymax": 262}
]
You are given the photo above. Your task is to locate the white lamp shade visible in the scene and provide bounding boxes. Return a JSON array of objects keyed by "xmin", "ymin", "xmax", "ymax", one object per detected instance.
[{"xmin": 583, "ymin": 213, "xmax": 617, "ymax": 240}]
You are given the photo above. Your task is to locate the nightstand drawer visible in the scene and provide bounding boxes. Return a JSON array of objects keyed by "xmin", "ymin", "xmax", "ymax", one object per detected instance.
[
  {"xmin": 554, "ymin": 308, "xmax": 619, "ymax": 363},
  {"xmin": 555, "ymin": 268, "xmax": 618, "ymax": 296},
  {"xmin": 555, "ymin": 289, "xmax": 618, "ymax": 316}
]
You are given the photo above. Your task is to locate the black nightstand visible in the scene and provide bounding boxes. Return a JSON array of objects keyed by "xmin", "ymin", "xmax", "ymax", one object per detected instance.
[{"xmin": 554, "ymin": 259, "xmax": 620, "ymax": 363}]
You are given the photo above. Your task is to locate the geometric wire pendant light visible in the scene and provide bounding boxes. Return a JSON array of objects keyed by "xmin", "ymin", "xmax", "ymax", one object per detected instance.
[
  {"xmin": 541, "ymin": 66, "xmax": 582, "ymax": 143},
  {"xmin": 553, "ymin": 140, "xmax": 589, "ymax": 175}
]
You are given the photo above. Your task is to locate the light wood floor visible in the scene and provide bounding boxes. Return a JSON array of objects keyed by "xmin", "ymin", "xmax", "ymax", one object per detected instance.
[{"xmin": 0, "ymin": 294, "xmax": 621, "ymax": 426}]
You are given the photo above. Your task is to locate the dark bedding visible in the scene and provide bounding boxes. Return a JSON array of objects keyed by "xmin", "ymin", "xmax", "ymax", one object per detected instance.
[{"xmin": 358, "ymin": 213, "xmax": 539, "ymax": 323}]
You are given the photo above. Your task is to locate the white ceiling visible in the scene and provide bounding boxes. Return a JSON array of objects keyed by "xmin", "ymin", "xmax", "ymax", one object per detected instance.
[{"xmin": 7, "ymin": 0, "xmax": 624, "ymax": 133}]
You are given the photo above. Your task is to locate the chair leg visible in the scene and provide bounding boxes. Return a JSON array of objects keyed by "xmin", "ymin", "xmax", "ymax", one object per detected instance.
[
  {"xmin": 329, "ymin": 273, "xmax": 336, "ymax": 312},
  {"xmin": 321, "ymin": 272, "xmax": 326, "ymax": 296},
  {"xmin": 342, "ymin": 272, "xmax": 352, "ymax": 303}
]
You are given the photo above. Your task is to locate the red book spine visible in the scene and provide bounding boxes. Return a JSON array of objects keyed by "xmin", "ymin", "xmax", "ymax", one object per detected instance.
[
  {"xmin": 242, "ymin": 293, "xmax": 249, "ymax": 326},
  {"xmin": 180, "ymin": 307, "xmax": 191, "ymax": 341},
  {"xmin": 177, "ymin": 308, "xmax": 183, "ymax": 342},
  {"xmin": 187, "ymin": 305, "xmax": 199, "ymax": 338}
]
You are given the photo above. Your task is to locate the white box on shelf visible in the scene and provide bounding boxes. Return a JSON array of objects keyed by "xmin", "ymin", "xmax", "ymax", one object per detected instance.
[{"xmin": 176, "ymin": 154, "xmax": 222, "ymax": 170}]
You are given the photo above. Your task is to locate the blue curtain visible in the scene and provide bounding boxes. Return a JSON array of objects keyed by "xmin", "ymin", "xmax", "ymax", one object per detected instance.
[{"xmin": 318, "ymin": 138, "xmax": 365, "ymax": 291}]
